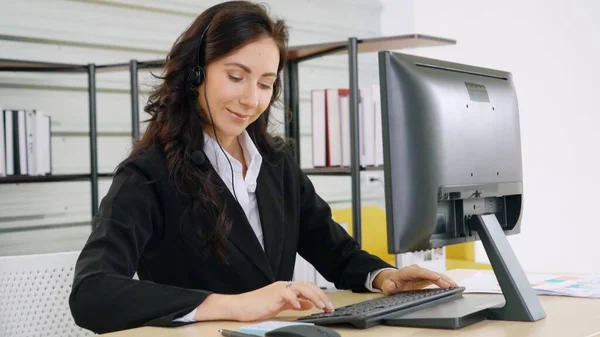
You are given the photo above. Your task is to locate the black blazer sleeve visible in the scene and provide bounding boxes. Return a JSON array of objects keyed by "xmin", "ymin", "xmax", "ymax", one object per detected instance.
[
  {"xmin": 69, "ymin": 163, "xmax": 210, "ymax": 334},
  {"xmin": 295, "ymin": 165, "xmax": 395, "ymax": 292}
]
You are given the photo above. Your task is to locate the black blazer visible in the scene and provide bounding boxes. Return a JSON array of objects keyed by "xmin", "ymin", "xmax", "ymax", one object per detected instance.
[{"xmin": 68, "ymin": 146, "xmax": 393, "ymax": 334}]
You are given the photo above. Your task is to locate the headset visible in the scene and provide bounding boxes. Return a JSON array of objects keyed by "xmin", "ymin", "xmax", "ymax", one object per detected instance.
[
  {"xmin": 187, "ymin": 21, "xmax": 211, "ymax": 88},
  {"xmin": 188, "ymin": 21, "xmax": 239, "ymax": 202}
]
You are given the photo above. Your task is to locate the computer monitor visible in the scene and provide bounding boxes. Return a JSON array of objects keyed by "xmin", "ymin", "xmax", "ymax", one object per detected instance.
[{"xmin": 377, "ymin": 51, "xmax": 546, "ymax": 328}]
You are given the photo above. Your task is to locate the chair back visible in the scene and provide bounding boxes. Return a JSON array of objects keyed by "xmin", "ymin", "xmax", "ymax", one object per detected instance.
[{"xmin": 0, "ymin": 251, "xmax": 94, "ymax": 337}]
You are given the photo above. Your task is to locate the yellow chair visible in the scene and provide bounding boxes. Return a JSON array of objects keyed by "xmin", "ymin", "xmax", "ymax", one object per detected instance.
[
  {"xmin": 446, "ymin": 243, "xmax": 492, "ymax": 270},
  {"xmin": 331, "ymin": 205, "xmax": 396, "ymax": 267},
  {"xmin": 331, "ymin": 205, "xmax": 492, "ymax": 270}
]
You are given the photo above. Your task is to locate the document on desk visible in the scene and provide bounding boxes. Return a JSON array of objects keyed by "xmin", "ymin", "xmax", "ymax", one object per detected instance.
[
  {"xmin": 239, "ymin": 321, "xmax": 314, "ymax": 336},
  {"xmin": 460, "ymin": 272, "xmax": 600, "ymax": 298}
]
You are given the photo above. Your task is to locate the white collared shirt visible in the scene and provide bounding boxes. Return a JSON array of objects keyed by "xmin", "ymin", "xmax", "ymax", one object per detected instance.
[
  {"xmin": 202, "ymin": 130, "xmax": 264, "ymax": 249},
  {"xmin": 174, "ymin": 131, "xmax": 392, "ymax": 322}
]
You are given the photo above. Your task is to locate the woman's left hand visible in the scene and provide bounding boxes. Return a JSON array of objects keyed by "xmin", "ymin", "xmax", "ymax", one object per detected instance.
[{"xmin": 373, "ymin": 265, "xmax": 457, "ymax": 295}]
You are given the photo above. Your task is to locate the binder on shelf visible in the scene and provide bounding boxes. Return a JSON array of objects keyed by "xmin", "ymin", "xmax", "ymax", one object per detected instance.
[
  {"xmin": 14, "ymin": 109, "xmax": 28, "ymax": 176},
  {"xmin": 25, "ymin": 110, "xmax": 36, "ymax": 175},
  {"xmin": 325, "ymin": 89, "xmax": 342, "ymax": 167},
  {"xmin": 311, "ymin": 90, "xmax": 326, "ymax": 168},
  {"xmin": 38, "ymin": 112, "xmax": 52, "ymax": 175},
  {"xmin": 339, "ymin": 90, "xmax": 351, "ymax": 167},
  {"xmin": 0, "ymin": 105, "xmax": 4, "ymax": 177},
  {"xmin": 32, "ymin": 110, "xmax": 51, "ymax": 175},
  {"xmin": 339, "ymin": 88, "xmax": 364, "ymax": 167},
  {"xmin": 3, "ymin": 109, "xmax": 14, "ymax": 175}
]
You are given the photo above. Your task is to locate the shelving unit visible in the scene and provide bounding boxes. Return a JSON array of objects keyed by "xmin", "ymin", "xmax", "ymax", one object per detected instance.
[
  {"xmin": 0, "ymin": 34, "xmax": 455, "ymax": 240},
  {"xmin": 0, "ymin": 59, "xmax": 109, "ymax": 218},
  {"xmin": 282, "ymin": 34, "xmax": 456, "ymax": 246}
]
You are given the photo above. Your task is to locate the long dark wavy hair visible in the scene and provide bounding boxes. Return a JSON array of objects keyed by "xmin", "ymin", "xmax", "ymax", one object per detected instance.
[{"xmin": 130, "ymin": 1, "xmax": 290, "ymax": 262}]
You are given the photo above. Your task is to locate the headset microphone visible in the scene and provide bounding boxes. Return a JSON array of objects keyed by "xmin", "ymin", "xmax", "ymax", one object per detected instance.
[{"xmin": 191, "ymin": 150, "xmax": 206, "ymax": 166}]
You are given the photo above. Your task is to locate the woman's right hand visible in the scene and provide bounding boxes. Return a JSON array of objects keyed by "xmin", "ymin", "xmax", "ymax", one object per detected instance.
[{"xmin": 228, "ymin": 280, "xmax": 335, "ymax": 322}]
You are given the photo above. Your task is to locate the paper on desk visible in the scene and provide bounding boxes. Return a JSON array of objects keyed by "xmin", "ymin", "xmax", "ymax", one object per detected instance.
[
  {"xmin": 240, "ymin": 321, "xmax": 314, "ymax": 336},
  {"xmin": 460, "ymin": 272, "xmax": 600, "ymax": 298}
]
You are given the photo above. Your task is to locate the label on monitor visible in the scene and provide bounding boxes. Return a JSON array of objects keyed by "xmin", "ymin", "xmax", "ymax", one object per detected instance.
[{"xmin": 465, "ymin": 82, "xmax": 490, "ymax": 102}]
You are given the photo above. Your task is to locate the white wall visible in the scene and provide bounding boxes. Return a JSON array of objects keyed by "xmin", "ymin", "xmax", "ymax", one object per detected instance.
[
  {"xmin": 382, "ymin": 0, "xmax": 600, "ymax": 274},
  {"xmin": 379, "ymin": 0, "xmax": 413, "ymax": 35},
  {"xmin": 0, "ymin": 0, "xmax": 385, "ymax": 256}
]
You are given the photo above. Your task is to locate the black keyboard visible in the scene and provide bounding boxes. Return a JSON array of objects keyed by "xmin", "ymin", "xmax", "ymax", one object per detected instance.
[{"xmin": 297, "ymin": 286, "xmax": 465, "ymax": 329}]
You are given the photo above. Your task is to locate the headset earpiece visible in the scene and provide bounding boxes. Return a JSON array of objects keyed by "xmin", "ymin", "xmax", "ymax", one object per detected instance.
[{"xmin": 188, "ymin": 65, "xmax": 205, "ymax": 87}]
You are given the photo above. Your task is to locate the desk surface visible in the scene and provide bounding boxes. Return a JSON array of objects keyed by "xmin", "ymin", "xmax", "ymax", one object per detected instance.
[{"xmin": 101, "ymin": 269, "xmax": 600, "ymax": 337}]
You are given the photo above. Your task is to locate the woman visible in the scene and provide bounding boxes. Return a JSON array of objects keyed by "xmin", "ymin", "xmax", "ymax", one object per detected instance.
[{"xmin": 69, "ymin": 1, "xmax": 456, "ymax": 334}]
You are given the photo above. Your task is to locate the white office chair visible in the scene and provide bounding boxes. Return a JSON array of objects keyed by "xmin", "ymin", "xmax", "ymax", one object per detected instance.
[{"xmin": 0, "ymin": 251, "xmax": 95, "ymax": 337}]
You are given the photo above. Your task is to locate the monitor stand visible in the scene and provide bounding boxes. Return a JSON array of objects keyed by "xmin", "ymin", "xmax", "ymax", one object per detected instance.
[{"xmin": 383, "ymin": 213, "xmax": 546, "ymax": 329}]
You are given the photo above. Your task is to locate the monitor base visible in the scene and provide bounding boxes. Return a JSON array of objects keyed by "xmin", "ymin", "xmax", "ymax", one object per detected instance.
[
  {"xmin": 470, "ymin": 214, "xmax": 546, "ymax": 322},
  {"xmin": 383, "ymin": 294, "xmax": 504, "ymax": 329}
]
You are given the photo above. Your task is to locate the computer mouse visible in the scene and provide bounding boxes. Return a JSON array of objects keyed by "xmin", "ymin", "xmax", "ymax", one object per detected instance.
[{"xmin": 264, "ymin": 324, "xmax": 341, "ymax": 337}]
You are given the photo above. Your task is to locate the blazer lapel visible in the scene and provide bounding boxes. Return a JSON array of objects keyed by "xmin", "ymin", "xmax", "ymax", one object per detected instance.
[
  {"xmin": 255, "ymin": 160, "xmax": 285, "ymax": 279},
  {"xmin": 206, "ymin": 166, "xmax": 276, "ymax": 283},
  {"xmin": 225, "ymin": 191, "xmax": 276, "ymax": 283}
]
